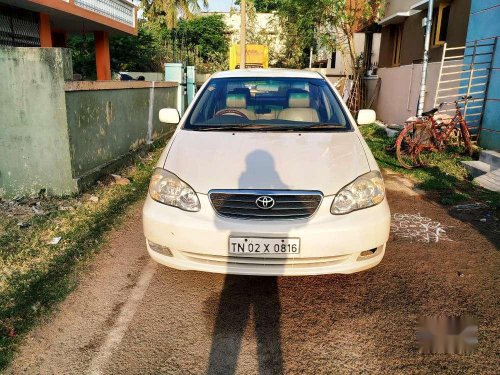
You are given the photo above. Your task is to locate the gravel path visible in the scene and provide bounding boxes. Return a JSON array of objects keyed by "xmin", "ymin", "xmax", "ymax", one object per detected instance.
[{"xmin": 6, "ymin": 172, "xmax": 499, "ymax": 375}]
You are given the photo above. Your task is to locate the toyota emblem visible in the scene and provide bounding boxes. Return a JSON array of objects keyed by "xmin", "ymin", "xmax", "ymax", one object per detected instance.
[{"xmin": 255, "ymin": 196, "xmax": 275, "ymax": 209}]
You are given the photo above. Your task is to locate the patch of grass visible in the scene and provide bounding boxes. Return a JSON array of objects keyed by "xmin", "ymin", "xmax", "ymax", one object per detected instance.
[
  {"xmin": 0, "ymin": 141, "xmax": 165, "ymax": 370},
  {"xmin": 359, "ymin": 124, "xmax": 500, "ymax": 209}
]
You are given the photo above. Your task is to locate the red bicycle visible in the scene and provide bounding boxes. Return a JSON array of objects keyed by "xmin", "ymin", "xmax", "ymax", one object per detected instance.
[{"xmin": 396, "ymin": 96, "xmax": 473, "ymax": 169}]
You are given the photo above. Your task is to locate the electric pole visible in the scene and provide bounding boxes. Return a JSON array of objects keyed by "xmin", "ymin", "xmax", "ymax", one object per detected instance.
[
  {"xmin": 240, "ymin": 0, "xmax": 246, "ymax": 69},
  {"xmin": 417, "ymin": 0, "xmax": 434, "ymax": 116}
]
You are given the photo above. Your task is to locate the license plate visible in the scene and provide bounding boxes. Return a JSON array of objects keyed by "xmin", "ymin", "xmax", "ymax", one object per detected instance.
[{"xmin": 229, "ymin": 237, "xmax": 300, "ymax": 257}]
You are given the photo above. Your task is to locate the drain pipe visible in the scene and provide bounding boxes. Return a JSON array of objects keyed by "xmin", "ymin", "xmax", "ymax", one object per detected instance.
[{"xmin": 417, "ymin": 0, "xmax": 434, "ymax": 116}]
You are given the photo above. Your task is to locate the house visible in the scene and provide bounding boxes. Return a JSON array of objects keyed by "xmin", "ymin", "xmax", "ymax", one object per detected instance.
[
  {"xmin": 374, "ymin": 0, "xmax": 471, "ymax": 125},
  {"xmin": 311, "ymin": 31, "xmax": 381, "ymax": 82},
  {"xmin": 0, "ymin": 0, "xmax": 137, "ymax": 80},
  {"xmin": 374, "ymin": 0, "xmax": 499, "ymax": 150},
  {"xmin": 0, "ymin": 1, "xmax": 181, "ymax": 199},
  {"xmin": 202, "ymin": 11, "xmax": 284, "ymax": 66}
]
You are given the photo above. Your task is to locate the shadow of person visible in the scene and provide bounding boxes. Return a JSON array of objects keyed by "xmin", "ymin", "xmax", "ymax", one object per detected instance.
[
  {"xmin": 206, "ymin": 276, "xmax": 283, "ymax": 375},
  {"xmin": 238, "ymin": 150, "xmax": 288, "ymax": 190},
  {"xmin": 207, "ymin": 150, "xmax": 295, "ymax": 375}
]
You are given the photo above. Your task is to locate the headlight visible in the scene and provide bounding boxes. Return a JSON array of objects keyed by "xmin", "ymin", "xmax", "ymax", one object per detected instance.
[
  {"xmin": 331, "ymin": 171, "xmax": 385, "ymax": 215},
  {"xmin": 149, "ymin": 168, "xmax": 200, "ymax": 212}
]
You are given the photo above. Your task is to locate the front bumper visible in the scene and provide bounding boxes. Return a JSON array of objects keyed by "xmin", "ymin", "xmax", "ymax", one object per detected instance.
[{"xmin": 142, "ymin": 194, "xmax": 391, "ymax": 276}]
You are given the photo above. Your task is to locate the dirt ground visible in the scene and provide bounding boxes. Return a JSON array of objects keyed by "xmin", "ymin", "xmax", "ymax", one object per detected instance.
[{"xmin": 5, "ymin": 171, "xmax": 499, "ymax": 375}]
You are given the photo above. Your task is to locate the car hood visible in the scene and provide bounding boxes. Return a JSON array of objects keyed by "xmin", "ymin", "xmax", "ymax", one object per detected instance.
[{"xmin": 164, "ymin": 130, "xmax": 370, "ymax": 196}]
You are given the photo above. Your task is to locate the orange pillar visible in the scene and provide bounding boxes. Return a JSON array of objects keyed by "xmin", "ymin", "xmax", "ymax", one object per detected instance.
[
  {"xmin": 94, "ymin": 31, "xmax": 111, "ymax": 80},
  {"xmin": 39, "ymin": 13, "xmax": 52, "ymax": 47}
]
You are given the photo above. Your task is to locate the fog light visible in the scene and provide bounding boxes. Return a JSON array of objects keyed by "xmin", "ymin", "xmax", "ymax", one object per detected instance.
[
  {"xmin": 148, "ymin": 240, "xmax": 173, "ymax": 257},
  {"xmin": 358, "ymin": 248, "xmax": 378, "ymax": 259}
]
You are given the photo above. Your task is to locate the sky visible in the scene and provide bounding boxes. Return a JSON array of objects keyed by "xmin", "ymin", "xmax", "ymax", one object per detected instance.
[
  {"xmin": 205, "ymin": 0, "xmax": 235, "ymax": 12},
  {"xmin": 134, "ymin": 0, "xmax": 236, "ymax": 18}
]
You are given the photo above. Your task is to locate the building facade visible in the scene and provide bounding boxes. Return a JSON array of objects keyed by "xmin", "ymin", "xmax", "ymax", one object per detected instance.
[
  {"xmin": 0, "ymin": 0, "xmax": 137, "ymax": 80},
  {"xmin": 374, "ymin": 0, "xmax": 471, "ymax": 125}
]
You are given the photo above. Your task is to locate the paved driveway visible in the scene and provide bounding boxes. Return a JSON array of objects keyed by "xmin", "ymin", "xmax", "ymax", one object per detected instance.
[{"xmin": 7, "ymin": 172, "xmax": 499, "ymax": 375}]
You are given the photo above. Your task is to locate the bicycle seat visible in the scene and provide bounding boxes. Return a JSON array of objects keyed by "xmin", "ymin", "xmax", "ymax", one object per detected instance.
[{"xmin": 421, "ymin": 108, "xmax": 438, "ymax": 117}]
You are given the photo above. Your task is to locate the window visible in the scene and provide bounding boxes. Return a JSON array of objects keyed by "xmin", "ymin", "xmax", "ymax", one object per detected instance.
[
  {"xmin": 330, "ymin": 51, "xmax": 337, "ymax": 69},
  {"xmin": 432, "ymin": 2, "xmax": 451, "ymax": 46},
  {"xmin": 185, "ymin": 77, "xmax": 349, "ymax": 131},
  {"xmin": 392, "ymin": 24, "xmax": 403, "ymax": 66}
]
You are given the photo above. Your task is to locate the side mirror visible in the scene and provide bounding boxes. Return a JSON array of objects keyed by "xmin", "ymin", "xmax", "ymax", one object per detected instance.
[
  {"xmin": 159, "ymin": 108, "xmax": 180, "ymax": 124},
  {"xmin": 357, "ymin": 109, "xmax": 376, "ymax": 125}
]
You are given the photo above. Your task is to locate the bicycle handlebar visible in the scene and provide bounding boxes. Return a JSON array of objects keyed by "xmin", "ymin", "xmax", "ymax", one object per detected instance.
[{"xmin": 439, "ymin": 96, "xmax": 473, "ymax": 108}]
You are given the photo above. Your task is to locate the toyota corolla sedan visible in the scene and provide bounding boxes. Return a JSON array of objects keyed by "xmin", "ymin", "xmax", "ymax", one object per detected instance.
[{"xmin": 143, "ymin": 69, "xmax": 390, "ymax": 276}]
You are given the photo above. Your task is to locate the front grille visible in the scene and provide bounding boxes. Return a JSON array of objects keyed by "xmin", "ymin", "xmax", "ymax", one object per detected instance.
[{"xmin": 209, "ymin": 190, "xmax": 323, "ymax": 220}]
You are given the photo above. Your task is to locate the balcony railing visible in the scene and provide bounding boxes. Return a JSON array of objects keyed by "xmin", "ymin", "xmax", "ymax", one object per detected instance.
[{"xmin": 74, "ymin": 0, "xmax": 135, "ymax": 27}]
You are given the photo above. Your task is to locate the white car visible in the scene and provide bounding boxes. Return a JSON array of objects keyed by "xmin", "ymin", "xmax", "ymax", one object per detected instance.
[{"xmin": 143, "ymin": 69, "xmax": 390, "ymax": 276}]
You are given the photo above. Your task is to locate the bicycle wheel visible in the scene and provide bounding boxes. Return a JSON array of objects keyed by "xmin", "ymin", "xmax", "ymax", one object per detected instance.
[
  {"xmin": 396, "ymin": 123, "xmax": 420, "ymax": 169},
  {"xmin": 460, "ymin": 121, "xmax": 473, "ymax": 156}
]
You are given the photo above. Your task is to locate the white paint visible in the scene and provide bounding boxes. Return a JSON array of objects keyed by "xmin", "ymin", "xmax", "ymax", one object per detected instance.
[
  {"xmin": 391, "ymin": 213, "xmax": 453, "ymax": 243},
  {"xmin": 87, "ymin": 260, "xmax": 157, "ymax": 375},
  {"xmin": 146, "ymin": 81, "xmax": 155, "ymax": 144}
]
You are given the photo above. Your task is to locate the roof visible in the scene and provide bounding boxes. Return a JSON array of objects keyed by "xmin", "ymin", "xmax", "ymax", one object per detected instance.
[
  {"xmin": 211, "ymin": 69, "xmax": 323, "ymax": 79},
  {"xmin": 379, "ymin": 11, "xmax": 420, "ymax": 26}
]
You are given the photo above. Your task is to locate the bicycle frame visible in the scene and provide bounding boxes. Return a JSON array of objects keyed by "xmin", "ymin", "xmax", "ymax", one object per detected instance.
[{"xmin": 420, "ymin": 100, "xmax": 469, "ymax": 151}]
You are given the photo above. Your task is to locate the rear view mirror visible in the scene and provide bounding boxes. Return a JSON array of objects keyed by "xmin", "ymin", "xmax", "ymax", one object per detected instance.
[
  {"xmin": 357, "ymin": 109, "xmax": 376, "ymax": 125},
  {"xmin": 159, "ymin": 108, "xmax": 180, "ymax": 124}
]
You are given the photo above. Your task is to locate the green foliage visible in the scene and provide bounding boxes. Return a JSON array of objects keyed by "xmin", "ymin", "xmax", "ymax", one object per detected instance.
[
  {"xmin": 68, "ymin": 26, "xmax": 161, "ymax": 79},
  {"xmin": 359, "ymin": 124, "xmax": 500, "ymax": 208},
  {"xmin": 142, "ymin": 14, "xmax": 230, "ymax": 73},
  {"xmin": 273, "ymin": 0, "xmax": 324, "ymax": 68},
  {"xmin": 66, "ymin": 34, "xmax": 97, "ymax": 80},
  {"xmin": 272, "ymin": 0, "xmax": 385, "ymax": 69},
  {"xmin": 109, "ymin": 27, "xmax": 159, "ymax": 72},
  {"xmin": 175, "ymin": 15, "xmax": 229, "ymax": 62},
  {"xmin": 140, "ymin": 0, "xmax": 208, "ymax": 29},
  {"xmin": 235, "ymin": 0, "xmax": 280, "ymax": 13},
  {"xmin": 67, "ymin": 14, "xmax": 230, "ymax": 79}
]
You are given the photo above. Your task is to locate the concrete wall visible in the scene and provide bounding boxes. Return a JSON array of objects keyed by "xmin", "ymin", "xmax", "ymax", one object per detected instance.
[
  {"xmin": 0, "ymin": 47, "xmax": 76, "ymax": 197},
  {"xmin": 0, "ymin": 47, "xmax": 178, "ymax": 198},
  {"xmin": 466, "ymin": 0, "xmax": 500, "ymax": 150},
  {"xmin": 65, "ymin": 81, "xmax": 177, "ymax": 187},
  {"xmin": 374, "ymin": 62, "xmax": 442, "ymax": 124},
  {"xmin": 119, "ymin": 72, "xmax": 165, "ymax": 81}
]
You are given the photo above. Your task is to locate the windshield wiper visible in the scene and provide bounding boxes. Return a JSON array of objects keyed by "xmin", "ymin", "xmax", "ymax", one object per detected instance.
[
  {"xmin": 260, "ymin": 123, "xmax": 347, "ymax": 131},
  {"xmin": 193, "ymin": 124, "xmax": 270, "ymax": 131},
  {"xmin": 192, "ymin": 123, "xmax": 346, "ymax": 131}
]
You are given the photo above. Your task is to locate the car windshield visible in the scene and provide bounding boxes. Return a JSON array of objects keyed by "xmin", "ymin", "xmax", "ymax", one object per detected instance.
[{"xmin": 184, "ymin": 77, "xmax": 350, "ymax": 131}]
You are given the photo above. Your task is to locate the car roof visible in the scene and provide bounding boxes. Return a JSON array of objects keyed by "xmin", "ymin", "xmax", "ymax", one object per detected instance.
[{"xmin": 210, "ymin": 69, "xmax": 324, "ymax": 79}]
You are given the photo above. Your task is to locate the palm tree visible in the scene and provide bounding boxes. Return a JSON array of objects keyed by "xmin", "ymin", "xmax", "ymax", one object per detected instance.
[{"xmin": 140, "ymin": 0, "xmax": 209, "ymax": 29}]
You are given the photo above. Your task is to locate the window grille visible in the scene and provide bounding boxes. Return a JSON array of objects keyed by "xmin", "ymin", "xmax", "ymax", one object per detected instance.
[
  {"xmin": 74, "ymin": 0, "xmax": 135, "ymax": 27},
  {"xmin": 0, "ymin": 6, "xmax": 40, "ymax": 47}
]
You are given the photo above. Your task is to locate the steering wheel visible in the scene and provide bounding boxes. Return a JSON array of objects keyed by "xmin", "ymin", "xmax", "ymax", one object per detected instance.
[{"xmin": 214, "ymin": 109, "xmax": 249, "ymax": 119}]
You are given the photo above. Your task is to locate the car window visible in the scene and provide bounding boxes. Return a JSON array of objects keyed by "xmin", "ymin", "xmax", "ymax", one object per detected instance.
[{"xmin": 185, "ymin": 77, "xmax": 350, "ymax": 131}]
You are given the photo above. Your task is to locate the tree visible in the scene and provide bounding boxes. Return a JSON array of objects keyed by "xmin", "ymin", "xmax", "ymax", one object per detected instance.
[
  {"xmin": 140, "ymin": 0, "xmax": 208, "ymax": 29},
  {"xmin": 274, "ymin": 0, "xmax": 326, "ymax": 68},
  {"xmin": 274, "ymin": 0, "xmax": 385, "ymax": 110},
  {"xmin": 235, "ymin": 0, "xmax": 280, "ymax": 13},
  {"xmin": 322, "ymin": 0, "xmax": 385, "ymax": 111},
  {"xmin": 323, "ymin": 0, "xmax": 385, "ymax": 80},
  {"xmin": 175, "ymin": 15, "xmax": 229, "ymax": 62},
  {"xmin": 67, "ymin": 25, "xmax": 161, "ymax": 79}
]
